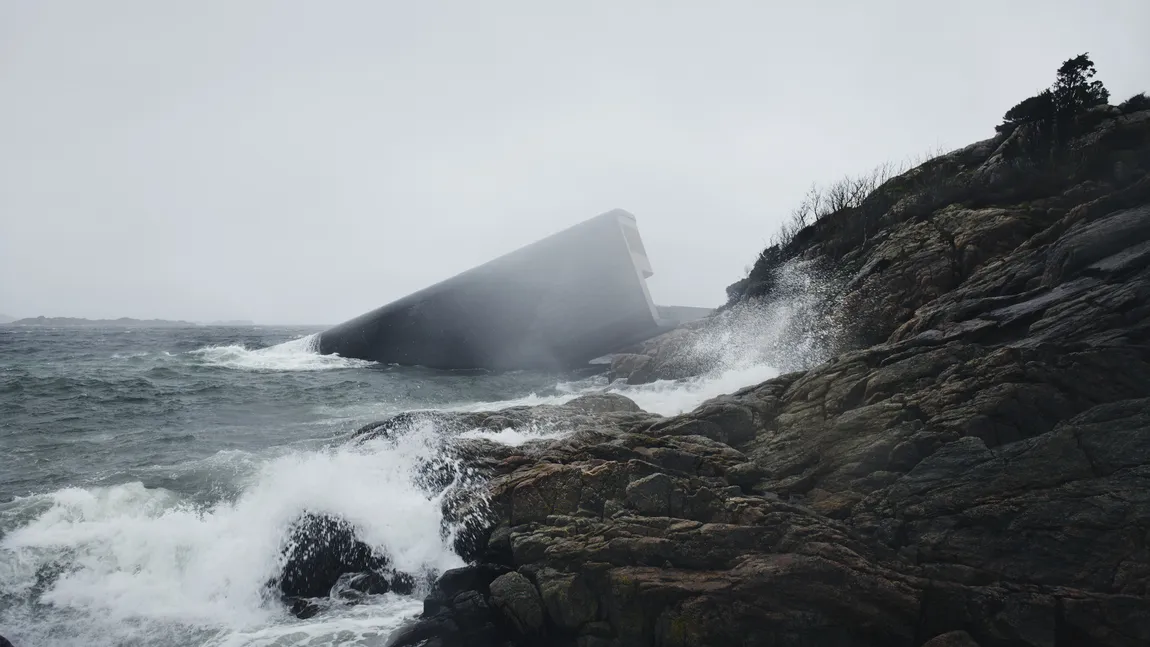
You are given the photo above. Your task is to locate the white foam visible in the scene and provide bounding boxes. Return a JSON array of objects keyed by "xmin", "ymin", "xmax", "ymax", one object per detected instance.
[
  {"xmin": 203, "ymin": 597, "xmax": 422, "ymax": 647},
  {"xmin": 458, "ymin": 424, "xmax": 568, "ymax": 447},
  {"xmin": 110, "ymin": 351, "xmax": 151, "ymax": 359},
  {"xmin": 448, "ymin": 390, "xmax": 576, "ymax": 412},
  {"xmin": 190, "ymin": 334, "xmax": 374, "ymax": 372},
  {"xmin": 0, "ymin": 427, "xmax": 464, "ymax": 646},
  {"xmin": 439, "ymin": 362, "xmax": 776, "ymax": 420},
  {"xmin": 606, "ymin": 363, "xmax": 780, "ymax": 416}
]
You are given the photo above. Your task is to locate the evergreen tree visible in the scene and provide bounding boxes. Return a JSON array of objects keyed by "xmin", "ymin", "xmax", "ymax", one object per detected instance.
[
  {"xmin": 998, "ymin": 53, "xmax": 1109, "ymax": 132},
  {"xmin": 1051, "ymin": 53, "xmax": 1109, "ymax": 115}
]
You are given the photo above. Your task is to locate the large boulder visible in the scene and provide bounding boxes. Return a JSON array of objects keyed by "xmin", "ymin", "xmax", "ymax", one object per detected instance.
[
  {"xmin": 488, "ymin": 572, "xmax": 545, "ymax": 638},
  {"xmin": 275, "ymin": 513, "xmax": 412, "ymax": 602},
  {"xmin": 389, "ymin": 564, "xmax": 514, "ymax": 647}
]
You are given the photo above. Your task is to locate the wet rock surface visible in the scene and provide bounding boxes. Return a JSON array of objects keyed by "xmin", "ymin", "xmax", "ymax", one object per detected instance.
[
  {"xmin": 388, "ymin": 110, "xmax": 1150, "ymax": 646},
  {"xmin": 277, "ymin": 513, "xmax": 390, "ymax": 599},
  {"xmin": 273, "ymin": 513, "xmax": 417, "ymax": 617}
]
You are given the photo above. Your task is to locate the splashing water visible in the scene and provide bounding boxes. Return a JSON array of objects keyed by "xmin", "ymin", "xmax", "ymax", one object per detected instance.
[
  {"xmin": 441, "ymin": 363, "xmax": 780, "ymax": 419},
  {"xmin": 620, "ymin": 259, "xmax": 844, "ymax": 387},
  {"xmin": 0, "ymin": 424, "xmax": 470, "ymax": 647},
  {"xmin": 457, "ymin": 422, "xmax": 570, "ymax": 447},
  {"xmin": 0, "ymin": 368, "xmax": 796, "ymax": 645},
  {"xmin": 705, "ymin": 259, "xmax": 845, "ymax": 373},
  {"xmin": 607, "ymin": 363, "xmax": 780, "ymax": 415},
  {"xmin": 190, "ymin": 334, "xmax": 374, "ymax": 372}
]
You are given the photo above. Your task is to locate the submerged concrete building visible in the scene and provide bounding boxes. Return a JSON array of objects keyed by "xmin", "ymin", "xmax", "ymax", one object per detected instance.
[{"xmin": 317, "ymin": 209, "xmax": 707, "ymax": 370}]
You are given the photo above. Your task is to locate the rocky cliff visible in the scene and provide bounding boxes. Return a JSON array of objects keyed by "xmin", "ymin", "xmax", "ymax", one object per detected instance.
[
  {"xmin": 612, "ymin": 104, "xmax": 1150, "ymax": 386},
  {"xmin": 359, "ymin": 106, "xmax": 1150, "ymax": 647}
]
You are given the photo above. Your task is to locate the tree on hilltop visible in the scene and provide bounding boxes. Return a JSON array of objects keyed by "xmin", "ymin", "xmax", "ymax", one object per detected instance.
[
  {"xmin": 998, "ymin": 53, "xmax": 1109, "ymax": 132},
  {"xmin": 1051, "ymin": 53, "xmax": 1109, "ymax": 114}
]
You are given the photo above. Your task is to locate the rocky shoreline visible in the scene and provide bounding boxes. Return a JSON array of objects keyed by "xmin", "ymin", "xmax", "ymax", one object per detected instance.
[
  {"xmin": 244, "ymin": 105, "xmax": 1150, "ymax": 647},
  {"xmin": 360, "ymin": 106, "xmax": 1150, "ymax": 647}
]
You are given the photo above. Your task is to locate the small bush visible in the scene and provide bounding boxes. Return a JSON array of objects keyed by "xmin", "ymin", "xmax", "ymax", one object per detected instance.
[
  {"xmin": 998, "ymin": 90, "xmax": 1055, "ymax": 132},
  {"xmin": 1119, "ymin": 92, "xmax": 1150, "ymax": 114},
  {"xmin": 769, "ymin": 162, "xmax": 901, "ymax": 247}
]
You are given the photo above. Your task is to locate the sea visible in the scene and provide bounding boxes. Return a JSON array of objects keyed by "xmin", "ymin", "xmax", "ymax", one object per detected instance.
[{"xmin": 0, "ymin": 323, "xmax": 788, "ymax": 647}]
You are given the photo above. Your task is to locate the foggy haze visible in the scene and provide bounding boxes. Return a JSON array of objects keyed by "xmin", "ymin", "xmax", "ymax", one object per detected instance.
[{"xmin": 2, "ymin": 1, "xmax": 1147, "ymax": 324}]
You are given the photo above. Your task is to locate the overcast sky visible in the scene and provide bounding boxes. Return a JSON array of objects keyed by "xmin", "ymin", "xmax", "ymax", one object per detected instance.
[{"xmin": 2, "ymin": 1, "xmax": 1147, "ymax": 324}]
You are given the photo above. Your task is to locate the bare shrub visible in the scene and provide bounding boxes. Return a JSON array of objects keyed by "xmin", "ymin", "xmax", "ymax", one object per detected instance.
[{"xmin": 768, "ymin": 146, "xmax": 947, "ymax": 248}]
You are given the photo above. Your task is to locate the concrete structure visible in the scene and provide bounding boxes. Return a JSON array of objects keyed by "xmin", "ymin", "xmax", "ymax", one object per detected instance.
[{"xmin": 318, "ymin": 209, "xmax": 684, "ymax": 370}]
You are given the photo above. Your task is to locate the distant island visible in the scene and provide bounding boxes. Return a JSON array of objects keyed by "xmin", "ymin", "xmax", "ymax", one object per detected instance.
[{"xmin": 5, "ymin": 317, "xmax": 255, "ymax": 328}]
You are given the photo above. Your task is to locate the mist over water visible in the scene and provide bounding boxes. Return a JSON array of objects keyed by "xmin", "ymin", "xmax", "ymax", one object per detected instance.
[{"xmin": 0, "ymin": 273, "xmax": 837, "ymax": 646}]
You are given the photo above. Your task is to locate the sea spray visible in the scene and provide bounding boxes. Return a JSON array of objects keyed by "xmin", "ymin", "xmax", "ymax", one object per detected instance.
[
  {"xmin": 645, "ymin": 258, "xmax": 846, "ymax": 379},
  {"xmin": 698, "ymin": 258, "xmax": 846, "ymax": 373},
  {"xmin": 429, "ymin": 261, "xmax": 844, "ymax": 419}
]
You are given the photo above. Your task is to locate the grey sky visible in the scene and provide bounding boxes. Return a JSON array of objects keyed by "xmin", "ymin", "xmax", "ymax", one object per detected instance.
[{"xmin": 2, "ymin": 1, "xmax": 1147, "ymax": 324}]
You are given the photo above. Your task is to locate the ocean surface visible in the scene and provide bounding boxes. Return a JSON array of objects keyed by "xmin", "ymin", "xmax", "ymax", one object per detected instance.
[{"xmin": 0, "ymin": 324, "xmax": 786, "ymax": 647}]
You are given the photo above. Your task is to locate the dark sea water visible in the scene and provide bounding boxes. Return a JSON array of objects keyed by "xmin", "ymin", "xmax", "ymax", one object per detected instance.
[{"xmin": 0, "ymin": 325, "xmax": 778, "ymax": 647}]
